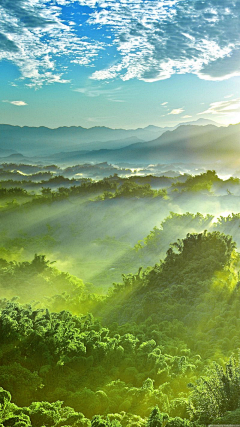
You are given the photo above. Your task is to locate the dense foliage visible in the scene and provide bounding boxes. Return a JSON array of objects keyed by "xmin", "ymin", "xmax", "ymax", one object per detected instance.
[{"xmin": 1, "ymin": 165, "xmax": 240, "ymax": 425}]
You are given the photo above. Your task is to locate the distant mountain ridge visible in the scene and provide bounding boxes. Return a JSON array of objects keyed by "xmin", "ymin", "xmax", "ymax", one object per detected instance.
[
  {"xmin": 0, "ymin": 119, "xmax": 221, "ymax": 156},
  {"xmin": 36, "ymin": 122, "xmax": 240, "ymax": 166},
  {"xmin": 1, "ymin": 119, "xmax": 238, "ymax": 167}
]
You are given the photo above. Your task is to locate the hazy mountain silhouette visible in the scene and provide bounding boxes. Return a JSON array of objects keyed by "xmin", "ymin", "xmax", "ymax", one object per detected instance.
[
  {"xmin": 0, "ymin": 119, "xmax": 221, "ymax": 156},
  {"xmin": 41, "ymin": 122, "xmax": 240, "ymax": 166},
  {"xmin": 0, "ymin": 147, "xmax": 17, "ymax": 156}
]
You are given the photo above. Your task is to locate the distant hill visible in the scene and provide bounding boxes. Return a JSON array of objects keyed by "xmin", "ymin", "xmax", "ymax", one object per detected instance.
[
  {"xmin": 0, "ymin": 124, "xmax": 163, "ymax": 155},
  {"xmin": 0, "ymin": 153, "xmax": 33, "ymax": 163},
  {"xmin": 42, "ymin": 122, "xmax": 240, "ymax": 166},
  {"xmin": 0, "ymin": 119, "xmax": 221, "ymax": 156},
  {"xmin": 178, "ymin": 118, "xmax": 222, "ymax": 127},
  {"xmin": 123, "ymin": 122, "xmax": 240, "ymax": 164},
  {"xmin": 0, "ymin": 147, "xmax": 17, "ymax": 157}
]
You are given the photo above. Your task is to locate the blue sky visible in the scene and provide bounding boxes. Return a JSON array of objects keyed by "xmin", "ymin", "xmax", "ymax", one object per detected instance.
[{"xmin": 1, "ymin": 0, "xmax": 240, "ymax": 128}]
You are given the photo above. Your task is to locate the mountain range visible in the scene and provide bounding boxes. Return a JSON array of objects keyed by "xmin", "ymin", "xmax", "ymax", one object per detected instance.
[
  {"xmin": 0, "ymin": 118, "xmax": 220, "ymax": 156},
  {"xmin": 40, "ymin": 122, "xmax": 240, "ymax": 166},
  {"xmin": 1, "ymin": 118, "xmax": 239, "ymax": 166}
]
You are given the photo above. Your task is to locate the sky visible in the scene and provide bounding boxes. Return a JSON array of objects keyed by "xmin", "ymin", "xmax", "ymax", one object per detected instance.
[{"xmin": 1, "ymin": 0, "xmax": 240, "ymax": 129}]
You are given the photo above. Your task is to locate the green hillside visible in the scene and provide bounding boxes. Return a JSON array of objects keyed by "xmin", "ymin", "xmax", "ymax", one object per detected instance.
[{"xmin": 1, "ymin": 166, "xmax": 240, "ymax": 426}]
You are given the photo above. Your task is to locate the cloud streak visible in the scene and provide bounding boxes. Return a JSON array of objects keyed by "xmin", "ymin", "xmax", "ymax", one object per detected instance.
[
  {"xmin": 74, "ymin": 85, "xmax": 125, "ymax": 102},
  {"xmin": 168, "ymin": 108, "xmax": 184, "ymax": 115},
  {"xmin": 3, "ymin": 100, "xmax": 28, "ymax": 106},
  {"xmin": 198, "ymin": 98, "xmax": 240, "ymax": 116}
]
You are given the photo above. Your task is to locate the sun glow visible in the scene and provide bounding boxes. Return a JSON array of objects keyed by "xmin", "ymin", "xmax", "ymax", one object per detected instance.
[{"xmin": 211, "ymin": 211, "xmax": 233, "ymax": 223}]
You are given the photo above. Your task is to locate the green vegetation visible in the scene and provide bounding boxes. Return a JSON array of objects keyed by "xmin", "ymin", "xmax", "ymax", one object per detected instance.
[
  {"xmin": 171, "ymin": 170, "xmax": 220, "ymax": 193},
  {"xmin": 97, "ymin": 182, "xmax": 167, "ymax": 200},
  {"xmin": 1, "ymin": 164, "xmax": 240, "ymax": 425}
]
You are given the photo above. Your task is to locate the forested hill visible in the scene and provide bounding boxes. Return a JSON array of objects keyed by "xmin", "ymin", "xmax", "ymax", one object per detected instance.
[
  {"xmin": 1, "ymin": 166, "xmax": 240, "ymax": 426},
  {"xmin": 98, "ymin": 231, "xmax": 239, "ymax": 355},
  {"xmin": 1, "ymin": 231, "xmax": 240, "ymax": 425}
]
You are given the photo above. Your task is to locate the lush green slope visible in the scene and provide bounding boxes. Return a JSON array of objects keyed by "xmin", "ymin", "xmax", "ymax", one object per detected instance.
[
  {"xmin": 0, "ymin": 231, "xmax": 240, "ymax": 425},
  {"xmin": 1, "ymin": 167, "xmax": 240, "ymax": 426}
]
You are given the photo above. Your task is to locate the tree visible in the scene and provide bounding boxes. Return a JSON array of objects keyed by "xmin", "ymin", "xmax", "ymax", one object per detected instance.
[
  {"xmin": 31, "ymin": 254, "xmax": 55, "ymax": 272},
  {"xmin": 166, "ymin": 418, "xmax": 190, "ymax": 427},
  {"xmin": 189, "ymin": 354, "xmax": 240, "ymax": 423},
  {"xmin": 0, "ymin": 388, "xmax": 11, "ymax": 412},
  {"xmin": 147, "ymin": 406, "xmax": 168, "ymax": 427},
  {"xmin": 41, "ymin": 187, "xmax": 52, "ymax": 197},
  {"xmin": 91, "ymin": 415, "xmax": 120, "ymax": 427}
]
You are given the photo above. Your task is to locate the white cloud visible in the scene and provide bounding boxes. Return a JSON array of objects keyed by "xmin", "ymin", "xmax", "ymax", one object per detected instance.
[
  {"xmin": 182, "ymin": 115, "xmax": 192, "ymax": 118},
  {"xmin": 198, "ymin": 98, "xmax": 240, "ymax": 116},
  {"xmin": 80, "ymin": 0, "xmax": 240, "ymax": 82},
  {"xmin": 1, "ymin": 0, "xmax": 240, "ymax": 85},
  {"xmin": 3, "ymin": 100, "xmax": 28, "ymax": 106},
  {"xmin": 90, "ymin": 64, "xmax": 123, "ymax": 81},
  {"xmin": 0, "ymin": 0, "xmax": 104, "ymax": 86},
  {"xmin": 161, "ymin": 102, "xmax": 168, "ymax": 106},
  {"xmin": 168, "ymin": 108, "xmax": 184, "ymax": 115}
]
